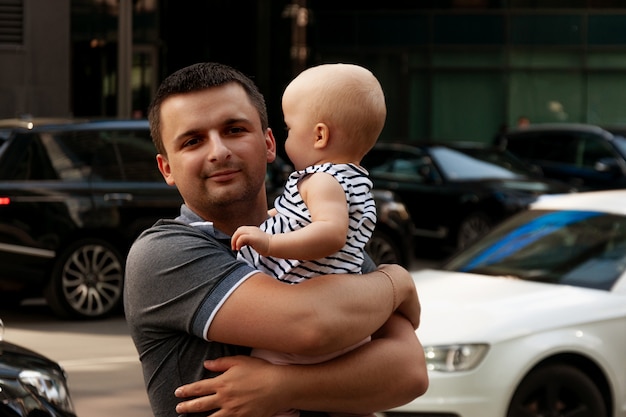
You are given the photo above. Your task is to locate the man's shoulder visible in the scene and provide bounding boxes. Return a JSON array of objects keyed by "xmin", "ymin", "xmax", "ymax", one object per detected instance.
[
  {"xmin": 139, "ymin": 218, "xmax": 206, "ymax": 240},
  {"xmin": 129, "ymin": 218, "xmax": 225, "ymax": 262}
]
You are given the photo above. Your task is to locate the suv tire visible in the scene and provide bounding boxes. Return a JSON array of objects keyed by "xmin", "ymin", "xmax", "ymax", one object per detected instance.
[
  {"xmin": 45, "ymin": 238, "xmax": 124, "ymax": 319},
  {"xmin": 366, "ymin": 229, "xmax": 406, "ymax": 266}
]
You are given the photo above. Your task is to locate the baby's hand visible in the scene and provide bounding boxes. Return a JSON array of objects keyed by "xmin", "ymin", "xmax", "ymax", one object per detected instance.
[{"xmin": 231, "ymin": 226, "xmax": 272, "ymax": 255}]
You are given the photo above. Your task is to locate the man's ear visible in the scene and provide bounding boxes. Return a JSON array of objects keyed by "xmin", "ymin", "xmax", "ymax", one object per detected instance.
[
  {"xmin": 157, "ymin": 154, "xmax": 176, "ymax": 186},
  {"xmin": 313, "ymin": 123, "xmax": 330, "ymax": 149},
  {"xmin": 265, "ymin": 128, "xmax": 277, "ymax": 163}
]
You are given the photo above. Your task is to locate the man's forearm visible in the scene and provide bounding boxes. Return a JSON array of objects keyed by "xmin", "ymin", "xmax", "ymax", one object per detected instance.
[
  {"xmin": 209, "ymin": 264, "xmax": 419, "ymax": 357},
  {"xmin": 279, "ymin": 314, "xmax": 429, "ymax": 414},
  {"xmin": 175, "ymin": 314, "xmax": 428, "ymax": 416}
]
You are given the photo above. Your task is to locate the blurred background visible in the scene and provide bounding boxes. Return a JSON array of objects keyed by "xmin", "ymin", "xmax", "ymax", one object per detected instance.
[
  {"xmin": 3, "ymin": 0, "xmax": 626, "ymax": 148},
  {"xmin": 3, "ymin": 2, "xmax": 626, "ymax": 416}
]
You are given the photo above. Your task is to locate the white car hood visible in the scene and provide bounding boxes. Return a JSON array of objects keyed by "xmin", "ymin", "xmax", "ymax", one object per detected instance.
[{"xmin": 412, "ymin": 269, "xmax": 624, "ymax": 345}]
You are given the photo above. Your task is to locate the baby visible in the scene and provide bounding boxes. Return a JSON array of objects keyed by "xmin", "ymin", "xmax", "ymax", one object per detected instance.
[{"xmin": 232, "ymin": 63, "xmax": 387, "ymax": 417}]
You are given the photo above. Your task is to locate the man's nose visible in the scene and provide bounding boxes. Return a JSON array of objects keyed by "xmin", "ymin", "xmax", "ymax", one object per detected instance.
[{"xmin": 207, "ymin": 135, "xmax": 232, "ymax": 162}]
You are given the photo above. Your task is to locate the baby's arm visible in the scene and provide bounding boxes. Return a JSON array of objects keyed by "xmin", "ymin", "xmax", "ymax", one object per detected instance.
[{"xmin": 231, "ymin": 172, "xmax": 349, "ymax": 260}]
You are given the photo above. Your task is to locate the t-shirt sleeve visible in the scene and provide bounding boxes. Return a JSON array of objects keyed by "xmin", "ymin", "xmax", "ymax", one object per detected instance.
[{"xmin": 124, "ymin": 221, "xmax": 257, "ymax": 341}]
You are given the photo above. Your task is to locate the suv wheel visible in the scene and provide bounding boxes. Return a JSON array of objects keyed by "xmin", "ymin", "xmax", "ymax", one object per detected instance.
[
  {"xmin": 366, "ymin": 229, "xmax": 406, "ymax": 266},
  {"xmin": 45, "ymin": 238, "xmax": 124, "ymax": 319}
]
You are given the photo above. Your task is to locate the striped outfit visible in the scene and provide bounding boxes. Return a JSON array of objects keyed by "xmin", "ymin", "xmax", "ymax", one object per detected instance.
[
  {"xmin": 239, "ymin": 162, "xmax": 377, "ymax": 417},
  {"xmin": 238, "ymin": 162, "xmax": 377, "ymax": 282}
]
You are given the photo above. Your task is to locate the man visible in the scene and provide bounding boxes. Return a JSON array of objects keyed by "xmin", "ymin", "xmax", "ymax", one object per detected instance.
[{"xmin": 124, "ymin": 62, "xmax": 428, "ymax": 417}]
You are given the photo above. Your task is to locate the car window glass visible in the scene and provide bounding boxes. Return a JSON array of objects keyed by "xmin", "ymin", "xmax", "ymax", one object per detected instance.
[
  {"xmin": 430, "ymin": 146, "xmax": 520, "ymax": 180},
  {"xmin": 508, "ymin": 133, "xmax": 578, "ymax": 164},
  {"xmin": 612, "ymin": 135, "xmax": 626, "ymax": 157},
  {"xmin": 542, "ymin": 134, "xmax": 578, "ymax": 164},
  {"xmin": 364, "ymin": 149, "xmax": 435, "ymax": 183},
  {"xmin": 107, "ymin": 129, "xmax": 163, "ymax": 182},
  {"xmin": 1, "ymin": 131, "xmax": 95, "ymax": 181},
  {"xmin": 0, "ymin": 128, "xmax": 11, "ymax": 149},
  {"xmin": 445, "ymin": 209, "xmax": 626, "ymax": 291},
  {"xmin": 42, "ymin": 131, "xmax": 102, "ymax": 181},
  {"xmin": 90, "ymin": 133, "xmax": 124, "ymax": 181},
  {"xmin": 580, "ymin": 136, "xmax": 615, "ymax": 168},
  {"xmin": 505, "ymin": 134, "xmax": 536, "ymax": 158},
  {"xmin": 2, "ymin": 133, "xmax": 61, "ymax": 180}
]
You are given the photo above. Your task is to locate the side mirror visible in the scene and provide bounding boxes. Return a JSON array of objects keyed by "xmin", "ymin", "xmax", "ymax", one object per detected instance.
[{"xmin": 594, "ymin": 157, "xmax": 622, "ymax": 175}]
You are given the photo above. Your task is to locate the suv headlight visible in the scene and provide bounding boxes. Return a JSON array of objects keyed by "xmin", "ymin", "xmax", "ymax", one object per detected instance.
[
  {"xmin": 424, "ymin": 344, "xmax": 489, "ymax": 372},
  {"xmin": 19, "ymin": 369, "xmax": 75, "ymax": 413}
]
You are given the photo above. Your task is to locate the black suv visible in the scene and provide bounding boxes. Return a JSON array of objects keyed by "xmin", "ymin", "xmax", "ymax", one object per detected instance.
[
  {"xmin": 496, "ymin": 123, "xmax": 626, "ymax": 190},
  {"xmin": 0, "ymin": 118, "xmax": 414, "ymax": 320},
  {"xmin": 0, "ymin": 118, "xmax": 183, "ymax": 319}
]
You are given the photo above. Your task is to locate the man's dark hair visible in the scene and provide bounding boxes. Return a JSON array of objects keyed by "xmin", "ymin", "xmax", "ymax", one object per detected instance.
[{"xmin": 148, "ymin": 62, "xmax": 268, "ymax": 155}]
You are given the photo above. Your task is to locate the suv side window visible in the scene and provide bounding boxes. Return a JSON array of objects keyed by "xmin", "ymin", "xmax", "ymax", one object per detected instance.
[
  {"xmin": 507, "ymin": 132, "xmax": 577, "ymax": 164},
  {"xmin": 0, "ymin": 131, "xmax": 95, "ymax": 181},
  {"xmin": 90, "ymin": 129, "xmax": 161, "ymax": 182},
  {"xmin": 7, "ymin": 134, "xmax": 60, "ymax": 180},
  {"xmin": 365, "ymin": 149, "xmax": 436, "ymax": 183},
  {"xmin": 0, "ymin": 127, "xmax": 161, "ymax": 183},
  {"xmin": 46, "ymin": 130, "xmax": 104, "ymax": 181},
  {"xmin": 543, "ymin": 134, "xmax": 578, "ymax": 164},
  {"xmin": 580, "ymin": 136, "xmax": 615, "ymax": 168},
  {"xmin": 108, "ymin": 129, "xmax": 162, "ymax": 182}
]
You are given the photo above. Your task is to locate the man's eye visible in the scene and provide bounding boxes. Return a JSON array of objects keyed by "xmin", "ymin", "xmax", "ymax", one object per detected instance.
[
  {"xmin": 183, "ymin": 137, "xmax": 201, "ymax": 147},
  {"xmin": 225, "ymin": 126, "xmax": 247, "ymax": 135}
]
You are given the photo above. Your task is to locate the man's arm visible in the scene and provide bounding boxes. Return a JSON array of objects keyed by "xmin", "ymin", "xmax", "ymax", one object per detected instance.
[
  {"xmin": 208, "ymin": 263, "xmax": 420, "ymax": 357},
  {"xmin": 175, "ymin": 313, "xmax": 428, "ymax": 416}
]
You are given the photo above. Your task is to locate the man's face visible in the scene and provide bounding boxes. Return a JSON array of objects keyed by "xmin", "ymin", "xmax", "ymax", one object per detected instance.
[{"xmin": 156, "ymin": 83, "xmax": 276, "ymax": 220}]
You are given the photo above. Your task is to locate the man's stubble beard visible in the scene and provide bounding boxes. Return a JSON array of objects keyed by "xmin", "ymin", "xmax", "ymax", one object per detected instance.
[{"xmin": 206, "ymin": 178, "xmax": 265, "ymax": 218}]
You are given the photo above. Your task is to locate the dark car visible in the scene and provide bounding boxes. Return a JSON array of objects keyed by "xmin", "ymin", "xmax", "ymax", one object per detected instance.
[
  {"xmin": 0, "ymin": 118, "xmax": 183, "ymax": 319},
  {"xmin": 361, "ymin": 142, "xmax": 573, "ymax": 254},
  {"xmin": 0, "ymin": 319, "xmax": 76, "ymax": 417},
  {"xmin": 365, "ymin": 189, "xmax": 414, "ymax": 267},
  {"xmin": 496, "ymin": 123, "xmax": 626, "ymax": 190}
]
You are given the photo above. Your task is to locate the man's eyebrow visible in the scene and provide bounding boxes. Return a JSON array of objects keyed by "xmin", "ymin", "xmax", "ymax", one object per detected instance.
[
  {"xmin": 173, "ymin": 128, "xmax": 203, "ymax": 144},
  {"xmin": 224, "ymin": 117, "xmax": 254, "ymax": 126}
]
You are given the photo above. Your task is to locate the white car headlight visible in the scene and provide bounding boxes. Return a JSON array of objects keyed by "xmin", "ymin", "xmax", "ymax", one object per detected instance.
[
  {"xmin": 19, "ymin": 369, "xmax": 75, "ymax": 413},
  {"xmin": 424, "ymin": 344, "xmax": 489, "ymax": 372}
]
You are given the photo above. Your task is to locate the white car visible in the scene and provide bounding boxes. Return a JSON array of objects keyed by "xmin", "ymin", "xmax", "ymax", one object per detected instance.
[{"xmin": 380, "ymin": 190, "xmax": 626, "ymax": 417}]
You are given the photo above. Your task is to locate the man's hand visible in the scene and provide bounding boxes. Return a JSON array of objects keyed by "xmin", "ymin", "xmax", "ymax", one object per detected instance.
[
  {"xmin": 175, "ymin": 356, "xmax": 284, "ymax": 417},
  {"xmin": 231, "ymin": 226, "xmax": 272, "ymax": 255}
]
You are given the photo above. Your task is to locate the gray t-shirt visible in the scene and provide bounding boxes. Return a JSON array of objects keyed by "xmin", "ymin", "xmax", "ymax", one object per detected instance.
[
  {"xmin": 124, "ymin": 204, "xmax": 376, "ymax": 417},
  {"xmin": 124, "ymin": 205, "xmax": 256, "ymax": 417}
]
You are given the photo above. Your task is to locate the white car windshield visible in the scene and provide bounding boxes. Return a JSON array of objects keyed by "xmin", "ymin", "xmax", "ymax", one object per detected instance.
[{"xmin": 444, "ymin": 209, "xmax": 626, "ymax": 291}]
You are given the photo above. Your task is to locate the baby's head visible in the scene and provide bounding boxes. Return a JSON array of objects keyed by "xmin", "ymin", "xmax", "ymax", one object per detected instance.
[{"xmin": 282, "ymin": 63, "xmax": 386, "ymax": 167}]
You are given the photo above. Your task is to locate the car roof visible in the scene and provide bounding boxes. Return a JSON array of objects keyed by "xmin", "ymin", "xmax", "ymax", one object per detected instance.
[
  {"xmin": 506, "ymin": 123, "xmax": 614, "ymax": 137},
  {"xmin": 0, "ymin": 117, "xmax": 149, "ymax": 131},
  {"xmin": 533, "ymin": 189, "xmax": 626, "ymax": 215},
  {"xmin": 372, "ymin": 141, "xmax": 492, "ymax": 151}
]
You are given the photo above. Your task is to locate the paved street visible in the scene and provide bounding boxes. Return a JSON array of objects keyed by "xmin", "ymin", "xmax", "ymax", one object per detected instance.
[{"xmin": 0, "ymin": 302, "xmax": 151, "ymax": 417}]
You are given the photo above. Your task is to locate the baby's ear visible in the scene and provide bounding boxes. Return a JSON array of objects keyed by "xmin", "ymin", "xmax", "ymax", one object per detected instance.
[{"xmin": 313, "ymin": 123, "xmax": 330, "ymax": 149}]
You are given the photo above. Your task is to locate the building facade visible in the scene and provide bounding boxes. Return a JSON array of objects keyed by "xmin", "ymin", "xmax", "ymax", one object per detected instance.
[{"xmin": 2, "ymin": 0, "xmax": 626, "ymax": 144}]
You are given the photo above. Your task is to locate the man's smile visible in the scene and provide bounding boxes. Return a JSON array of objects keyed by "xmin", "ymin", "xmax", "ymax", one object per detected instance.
[{"xmin": 209, "ymin": 169, "xmax": 240, "ymax": 182}]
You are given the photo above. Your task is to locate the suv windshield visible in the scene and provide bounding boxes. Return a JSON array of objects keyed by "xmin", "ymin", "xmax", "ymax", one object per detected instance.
[
  {"xmin": 430, "ymin": 146, "xmax": 526, "ymax": 180},
  {"xmin": 444, "ymin": 209, "xmax": 626, "ymax": 291},
  {"xmin": 611, "ymin": 135, "xmax": 626, "ymax": 158}
]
